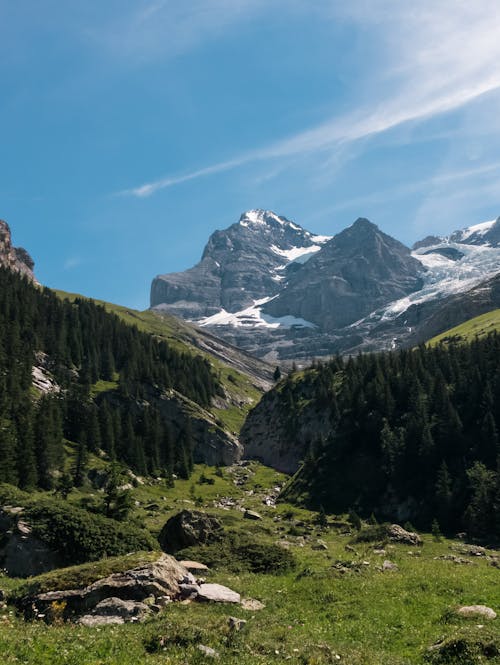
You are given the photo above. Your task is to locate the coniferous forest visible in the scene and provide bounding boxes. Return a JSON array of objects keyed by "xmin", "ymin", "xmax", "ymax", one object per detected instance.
[
  {"xmin": 279, "ymin": 338, "xmax": 500, "ymax": 539},
  {"xmin": 0, "ymin": 267, "xmax": 222, "ymax": 490}
]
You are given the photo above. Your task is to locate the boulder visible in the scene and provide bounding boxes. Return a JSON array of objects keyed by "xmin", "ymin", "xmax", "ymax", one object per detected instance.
[
  {"xmin": 196, "ymin": 583, "xmax": 240, "ymax": 604},
  {"xmin": 456, "ymin": 605, "xmax": 497, "ymax": 620},
  {"xmin": 386, "ymin": 524, "xmax": 422, "ymax": 546},
  {"xmin": 77, "ymin": 597, "xmax": 151, "ymax": 626},
  {"xmin": 158, "ymin": 510, "xmax": 223, "ymax": 554},
  {"xmin": 243, "ymin": 510, "xmax": 262, "ymax": 521},
  {"xmin": 179, "ymin": 560, "xmax": 209, "ymax": 572},
  {"xmin": 27, "ymin": 554, "xmax": 192, "ymax": 622},
  {"xmin": 382, "ymin": 560, "xmax": 399, "ymax": 572}
]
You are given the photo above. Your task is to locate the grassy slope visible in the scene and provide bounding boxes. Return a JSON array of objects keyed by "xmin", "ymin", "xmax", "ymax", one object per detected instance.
[
  {"xmin": 53, "ymin": 290, "xmax": 263, "ymax": 433},
  {"xmin": 428, "ymin": 308, "xmax": 500, "ymax": 346},
  {"xmin": 1, "ymin": 462, "xmax": 499, "ymax": 665}
]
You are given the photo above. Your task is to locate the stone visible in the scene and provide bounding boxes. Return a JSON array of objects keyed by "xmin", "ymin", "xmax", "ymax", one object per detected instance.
[
  {"xmin": 241, "ymin": 598, "xmax": 265, "ymax": 611},
  {"xmin": 196, "ymin": 584, "xmax": 240, "ymax": 604},
  {"xmin": 228, "ymin": 616, "xmax": 247, "ymax": 631},
  {"xmin": 456, "ymin": 605, "xmax": 497, "ymax": 620},
  {"xmin": 197, "ymin": 644, "xmax": 219, "ymax": 658},
  {"xmin": 179, "ymin": 583, "xmax": 200, "ymax": 599},
  {"xmin": 158, "ymin": 510, "xmax": 223, "ymax": 554},
  {"xmin": 26, "ymin": 554, "xmax": 191, "ymax": 622},
  {"xmin": 243, "ymin": 510, "xmax": 262, "ymax": 521},
  {"xmin": 0, "ymin": 221, "xmax": 36, "ymax": 282},
  {"xmin": 90, "ymin": 597, "xmax": 151, "ymax": 622},
  {"xmin": 179, "ymin": 560, "xmax": 209, "ymax": 572},
  {"xmin": 382, "ymin": 560, "xmax": 399, "ymax": 572},
  {"xmin": 78, "ymin": 615, "xmax": 124, "ymax": 627},
  {"xmin": 386, "ymin": 524, "xmax": 423, "ymax": 546},
  {"xmin": 312, "ymin": 540, "xmax": 328, "ymax": 550}
]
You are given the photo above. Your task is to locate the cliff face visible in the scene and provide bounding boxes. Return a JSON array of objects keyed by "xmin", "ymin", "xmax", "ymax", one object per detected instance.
[{"xmin": 0, "ymin": 220, "xmax": 36, "ymax": 281}]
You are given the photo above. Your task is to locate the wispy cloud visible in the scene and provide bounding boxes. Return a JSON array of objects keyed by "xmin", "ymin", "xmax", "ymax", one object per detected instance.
[
  {"xmin": 122, "ymin": 0, "xmax": 500, "ymax": 198},
  {"xmin": 63, "ymin": 257, "xmax": 83, "ymax": 270}
]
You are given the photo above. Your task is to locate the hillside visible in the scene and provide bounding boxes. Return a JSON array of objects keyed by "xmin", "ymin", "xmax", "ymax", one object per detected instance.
[
  {"xmin": 429, "ymin": 308, "xmax": 500, "ymax": 346},
  {"xmin": 54, "ymin": 289, "xmax": 272, "ymax": 433},
  {"xmin": 243, "ymin": 335, "xmax": 500, "ymax": 540}
]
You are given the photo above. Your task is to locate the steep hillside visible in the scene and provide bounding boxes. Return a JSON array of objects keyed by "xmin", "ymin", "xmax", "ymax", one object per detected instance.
[
  {"xmin": 0, "ymin": 220, "xmax": 36, "ymax": 282},
  {"xmin": 242, "ymin": 336, "xmax": 500, "ymax": 539},
  {"xmin": 428, "ymin": 308, "xmax": 500, "ymax": 346},
  {"xmin": 0, "ymin": 267, "xmax": 254, "ymax": 495}
]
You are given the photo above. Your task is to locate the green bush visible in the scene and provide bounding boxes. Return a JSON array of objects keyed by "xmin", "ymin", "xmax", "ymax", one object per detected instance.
[
  {"xmin": 25, "ymin": 499, "xmax": 156, "ymax": 564},
  {"xmin": 179, "ymin": 531, "xmax": 296, "ymax": 574}
]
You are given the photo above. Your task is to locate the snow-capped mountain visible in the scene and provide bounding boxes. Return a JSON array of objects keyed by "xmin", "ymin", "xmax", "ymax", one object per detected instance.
[
  {"xmin": 151, "ymin": 211, "xmax": 500, "ymax": 361},
  {"xmin": 151, "ymin": 209, "xmax": 331, "ymax": 323}
]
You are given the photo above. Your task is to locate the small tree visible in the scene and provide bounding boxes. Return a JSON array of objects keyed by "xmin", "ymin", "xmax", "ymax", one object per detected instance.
[{"xmin": 431, "ymin": 518, "xmax": 442, "ymax": 542}]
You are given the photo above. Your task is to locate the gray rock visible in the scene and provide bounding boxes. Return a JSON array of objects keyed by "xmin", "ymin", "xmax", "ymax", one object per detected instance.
[
  {"xmin": 27, "ymin": 554, "xmax": 190, "ymax": 622},
  {"xmin": 196, "ymin": 584, "xmax": 240, "ymax": 604},
  {"xmin": 382, "ymin": 560, "xmax": 399, "ymax": 572},
  {"xmin": 241, "ymin": 598, "xmax": 265, "ymax": 611},
  {"xmin": 0, "ymin": 221, "xmax": 36, "ymax": 282},
  {"xmin": 158, "ymin": 510, "xmax": 223, "ymax": 554},
  {"xmin": 197, "ymin": 644, "xmax": 220, "ymax": 658},
  {"xmin": 78, "ymin": 615, "xmax": 125, "ymax": 627},
  {"xmin": 90, "ymin": 597, "xmax": 151, "ymax": 621},
  {"xmin": 456, "ymin": 605, "xmax": 497, "ymax": 620},
  {"xmin": 228, "ymin": 616, "xmax": 247, "ymax": 631},
  {"xmin": 179, "ymin": 560, "xmax": 209, "ymax": 572},
  {"xmin": 243, "ymin": 510, "xmax": 262, "ymax": 521},
  {"xmin": 386, "ymin": 524, "xmax": 422, "ymax": 546}
]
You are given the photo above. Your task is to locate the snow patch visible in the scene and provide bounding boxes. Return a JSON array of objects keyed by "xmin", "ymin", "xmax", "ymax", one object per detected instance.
[
  {"xmin": 198, "ymin": 298, "xmax": 316, "ymax": 330},
  {"xmin": 270, "ymin": 244, "xmax": 323, "ymax": 263},
  {"xmin": 456, "ymin": 219, "xmax": 495, "ymax": 241}
]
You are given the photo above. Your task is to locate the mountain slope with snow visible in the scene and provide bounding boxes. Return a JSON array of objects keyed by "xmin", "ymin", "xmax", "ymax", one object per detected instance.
[{"xmin": 151, "ymin": 211, "xmax": 500, "ymax": 361}]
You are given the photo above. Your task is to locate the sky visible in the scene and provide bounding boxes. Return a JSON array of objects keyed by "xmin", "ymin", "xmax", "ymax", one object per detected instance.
[{"xmin": 2, "ymin": 1, "xmax": 500, "ymax": 309}]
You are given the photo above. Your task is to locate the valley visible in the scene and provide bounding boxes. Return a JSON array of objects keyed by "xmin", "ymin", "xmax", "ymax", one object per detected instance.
[{"xmin": 0, "ymin": 217, "xmax": 499, "ymax": 665}]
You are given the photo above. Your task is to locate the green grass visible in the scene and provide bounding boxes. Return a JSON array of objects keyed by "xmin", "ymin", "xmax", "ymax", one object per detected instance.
[
  {"xmin": 428, "ymin": 308, "xmax": 500, "ymax": 346},
  {"xmin": 1, "ymin": 462, "xmax": 499, "ymax": 664}
]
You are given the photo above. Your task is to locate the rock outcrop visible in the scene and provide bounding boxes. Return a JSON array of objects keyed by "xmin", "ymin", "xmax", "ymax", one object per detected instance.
[
  {"xmin": 158, "ymin": 510, "xmax": 224, "ymax": 554},
  {"xmin": 24, "ymin": 554, "xmax": 241, "ymax": 625},
  {"xmin": 0, "ymin": 220, "xmax": 36, "ymax": 281}
]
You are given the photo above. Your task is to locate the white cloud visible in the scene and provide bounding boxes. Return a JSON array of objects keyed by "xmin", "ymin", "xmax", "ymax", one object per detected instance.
[{"xmin": 123, "ymin": 0, "xmax": 500, "ymax": 197}]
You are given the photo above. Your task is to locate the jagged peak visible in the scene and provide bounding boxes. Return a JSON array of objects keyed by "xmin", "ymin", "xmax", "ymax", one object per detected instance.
[{"xmin": 238, "ymin": 209, "xmax": 303, "ymax": 232}]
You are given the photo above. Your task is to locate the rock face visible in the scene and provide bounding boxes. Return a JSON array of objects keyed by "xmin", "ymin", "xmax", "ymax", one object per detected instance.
[
  {"xmin": 0, "ymin": 220, "xmax": 36, "ymax": 281},
  {"xmin": 158, "ymin": 510, "xmax": 224, "ymax": 554},
  {"xmin": 151, "ymin": 209, "xmax": 329, "ymax": 319},
  {"xmin": 263, "ymin": 219, "xmax": 424, "ymax": 330}
]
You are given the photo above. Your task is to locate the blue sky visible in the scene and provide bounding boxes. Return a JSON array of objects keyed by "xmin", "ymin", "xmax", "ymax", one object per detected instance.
[{"xmin": 2, "ymin": 1, "xmax": 500, "ymax": 308}]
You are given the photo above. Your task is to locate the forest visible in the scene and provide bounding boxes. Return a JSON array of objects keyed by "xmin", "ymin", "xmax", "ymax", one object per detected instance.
[
  {"xmin": 0, "ymin": 268, "xmax": 221, "ymax": 490},
  {"xmin": 280, "ymin": 337, "xmax": 500, "ymax": 539}
]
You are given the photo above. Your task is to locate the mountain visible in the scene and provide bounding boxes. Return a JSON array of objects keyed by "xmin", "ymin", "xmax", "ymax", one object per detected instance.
[
  {"xmin": 151, "ymin": 211, "xmax": 500, "ymax": 361},
  {"xmin": 262, "ymin": 218, "xmax": 423, "ymax": 330},
  {"xmin": 151, "ymin": 209, "xmax": 330, "ymax": 320},
  {"xmin": 0, "ymin": 220, "xmax": 36, "ymax": 282}
]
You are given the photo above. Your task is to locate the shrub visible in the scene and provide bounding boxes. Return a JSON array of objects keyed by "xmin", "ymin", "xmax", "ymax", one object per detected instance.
[
  {"xmin": 25, "ymin": 499, "xmax": 156, "ymax": 564},
  {"xmin": 180, "ymin": 531, "xmax": 296, "ymax": 574}
]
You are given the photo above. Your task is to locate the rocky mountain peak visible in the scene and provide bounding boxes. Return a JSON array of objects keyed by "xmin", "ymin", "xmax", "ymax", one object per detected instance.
[
  {"xmin": 151, "ymin": 210, "xmax": 329, "ymax": 319},
  {"xmin": 0, "ymin": 220, "xmax": 36, "ymax": 282}
]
